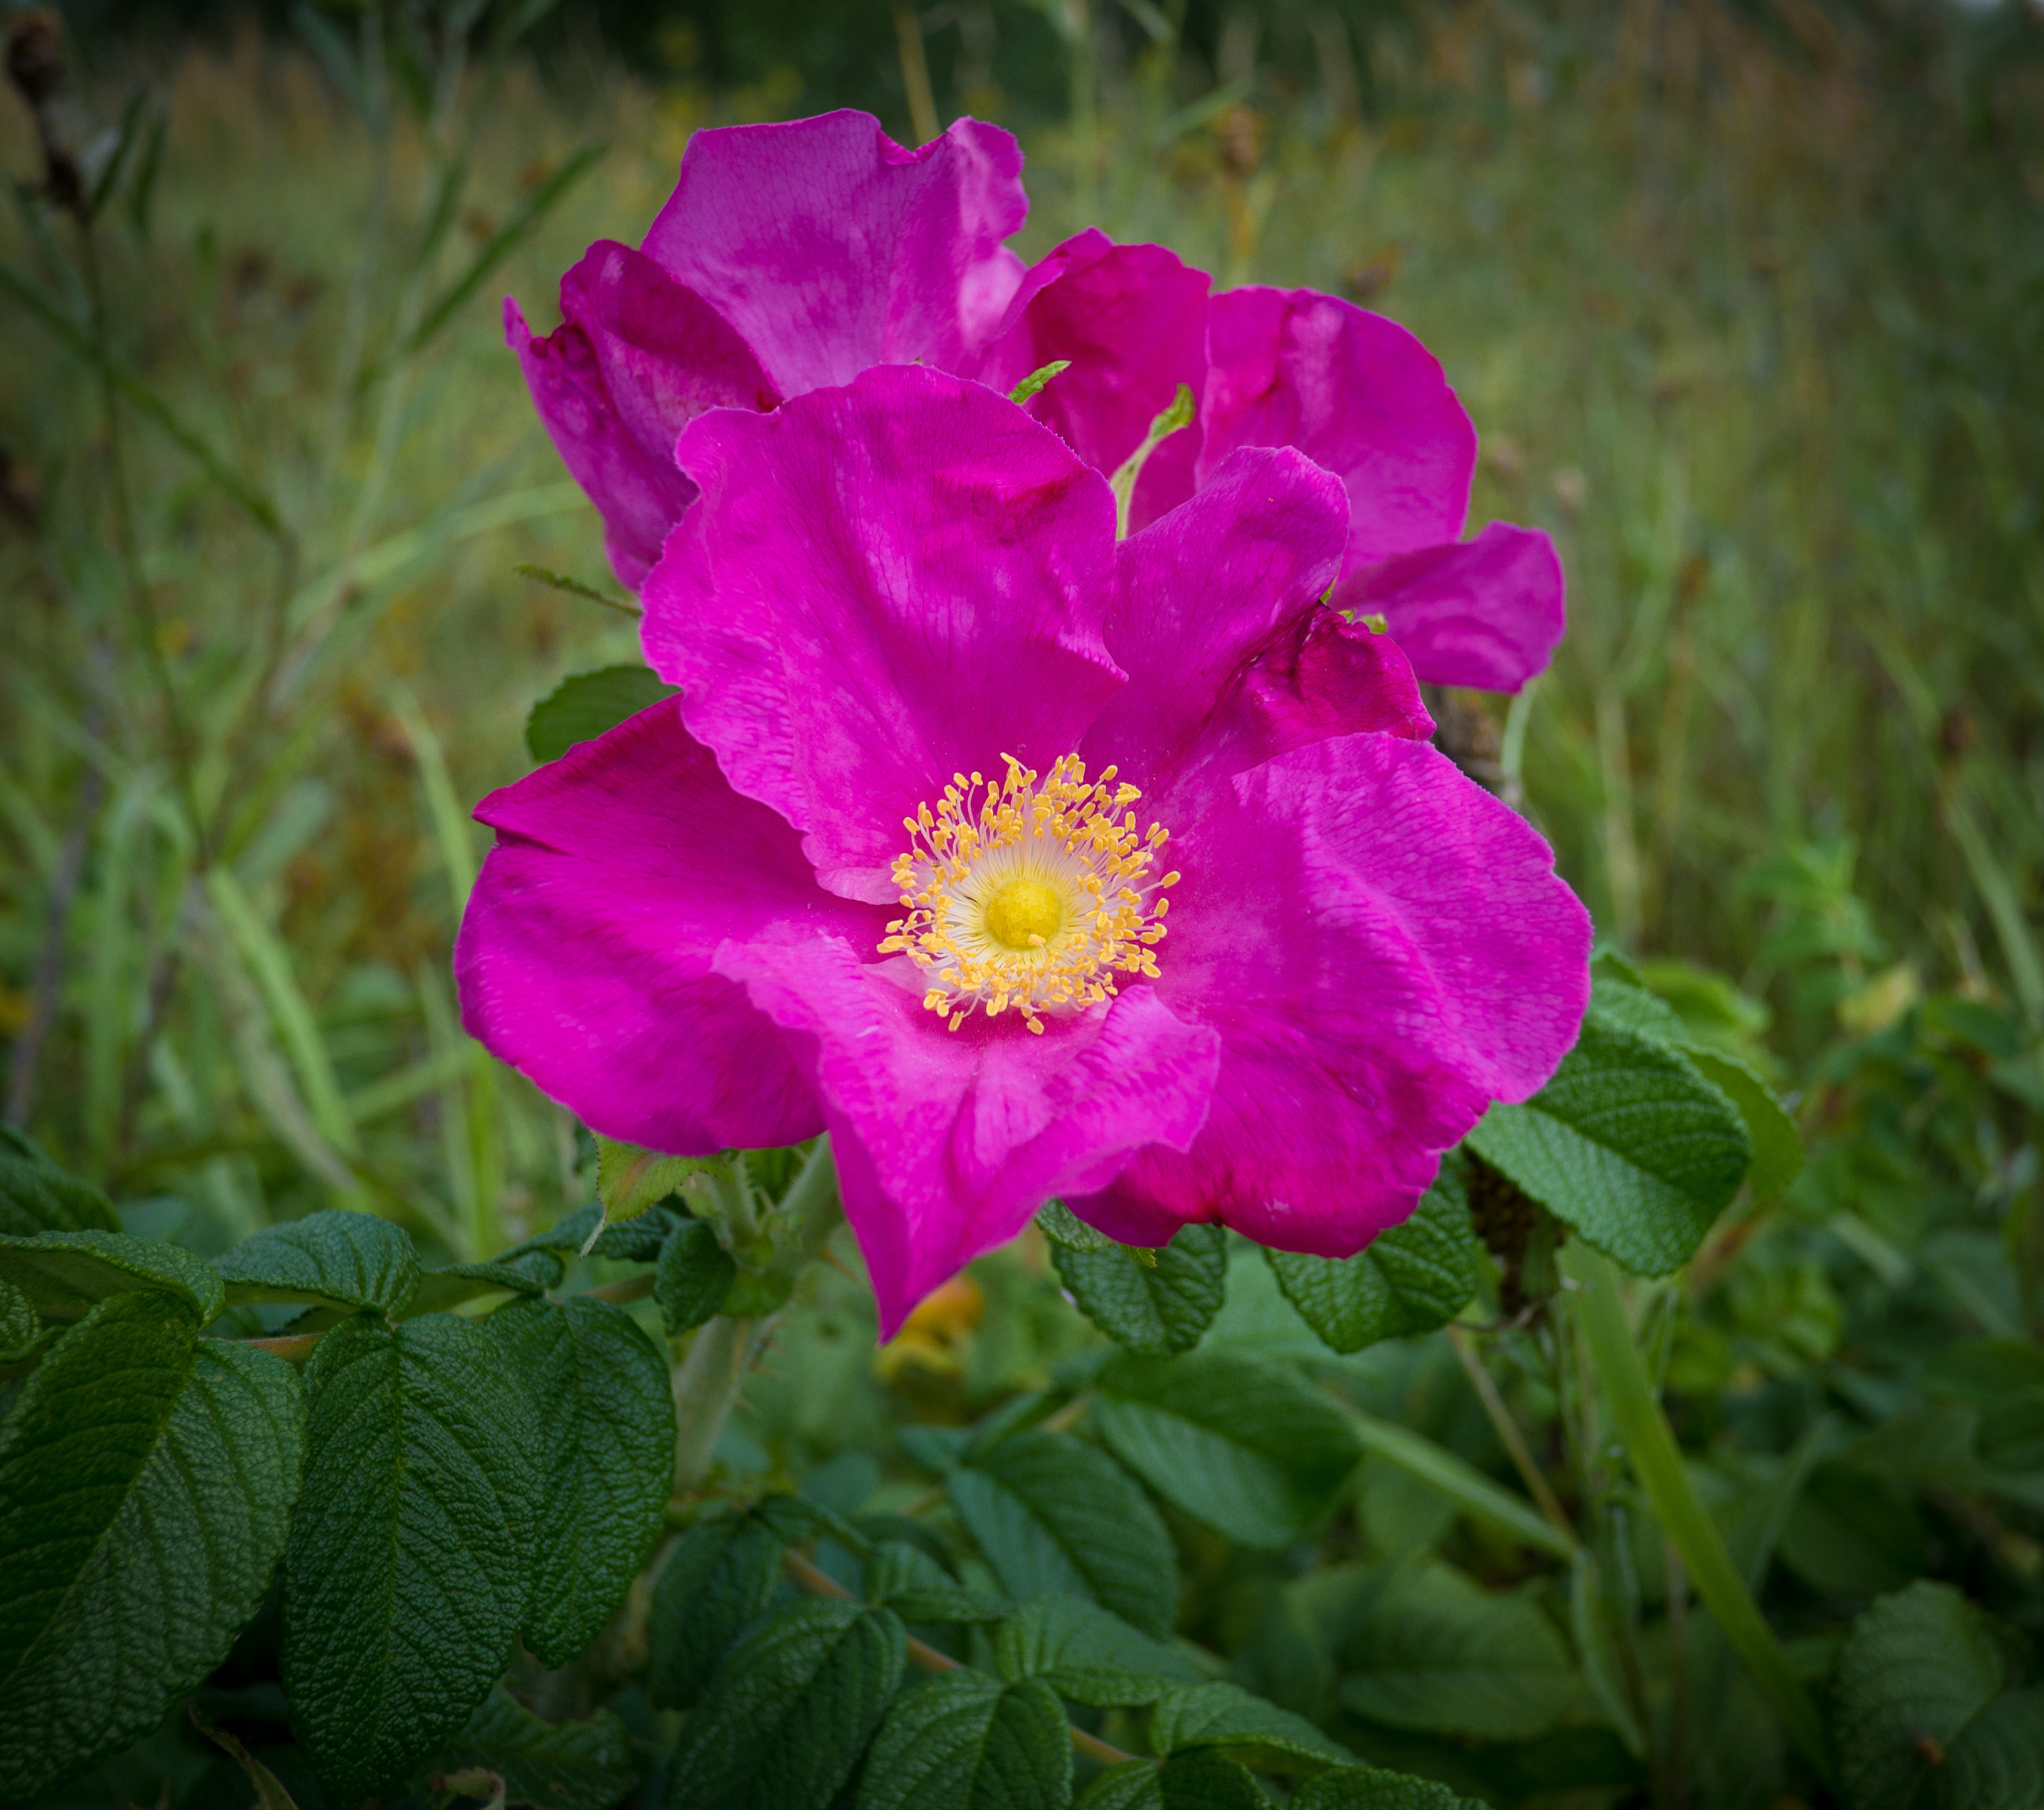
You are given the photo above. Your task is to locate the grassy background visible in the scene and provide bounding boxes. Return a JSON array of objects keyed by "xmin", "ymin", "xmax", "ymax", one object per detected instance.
[{"xmin": 2, "ymin": 0, "xmax": 2041, "ymax": 1243}]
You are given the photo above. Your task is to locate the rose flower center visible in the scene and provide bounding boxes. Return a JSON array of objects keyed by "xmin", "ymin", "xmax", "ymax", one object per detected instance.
[{"xmin": 879, "ymin": 754, "xmax": 1179, "ymax": 1036}]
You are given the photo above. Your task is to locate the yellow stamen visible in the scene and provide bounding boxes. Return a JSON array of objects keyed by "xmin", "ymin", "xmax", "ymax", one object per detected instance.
[{"xmin": 878, "ymin": 752, "xmax": 1176, "ymax": 1034}]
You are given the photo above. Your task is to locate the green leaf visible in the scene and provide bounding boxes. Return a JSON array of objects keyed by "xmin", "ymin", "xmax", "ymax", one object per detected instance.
[
  {"xmin": 948, "ymin": 1431, "xmax": 1179, "ymax": 1636},
  {"xmin": 1265, "ymin": 1169, "xmax": 1477, "ymax": 1354},
  {"xmin": 1092, "ymin": 1351, "xmax": 1361, "ymax": 1549},
  {"xmin": 404, "ymin": 1249, "xmax": 564, "ymax": 1317},
  {"xmin": 1051, "ymin": 1222, "xmax": 1229, "ymax": 1355},
  {"xmin": 1927, "ymin": 1342, "xmax": 2044, "ymax": 1472},
  {"xmin": 0, "ymin": 1127, "xmax": 119, "ymax": 1235},
  {"xmin": 1075, "ymin": 1761, "xmax": 1168, "ymax": 1809},
  {"xmin": 1464, "ymin": 1014, "xmax": 1753, "ymax": 1275},
  {"xmin": 214, "ymin": 1207, "xmax": 420, "ymax": 1315},
  {"xmin": 1008, "ymin": 359, "xmax": 1072, "ymax": 405},
  {"xmin": 0, "ymin": 1229, "xmax": 225, "ymax": 1323},
  {"xmin": 0, "ymin": 1274, "xmax": 38, "ymax": 1361},
  {"xmin": 0, "ymin": 1293, "xmax": 303, "ymax": 1800},
  {"xmin": 665, "ymin": 1596, "xmax": 906, "ymax": 1810},
  {"xmin": 1082, "ymin": 1752, "xmax": 1270, "ymax": 1810},
  {"xmin": 1829, "ymin": 1581, "xmax": 2020, "ymax": 1810},
  {"xmin": 657, "ymin": 1218, "xmax": 739, "ymax": 1335},
  {"xmin": 481, "ymin": 1295, "xmax": 674, "ymax": 1666},
  {"xmin": 598, "ymin": 1134, "xmax": 712, "ymax": 1225},
  {"xmin": 1932, "ymin": 1687, "xmax": 2044, "ymax": 1810},
  {"xmin": 1292, "ymin": 1769, "xmax": 1479, "ymax": 1809},
  {"xmin": 526, "ymin": 665, "xmax": 679, "ymax": 763},
  {"xmin": 1685, "ymin": 1048, "xmax": 1802, "ymax": 1200},
  {"xmin": 993, "ymin": 1595, "xmax": 1203, "ymax": 1706},
  {"xmin": 1335, "ymin": 1562, "xmax": 1578, "ymax": 1743},
  {"xmin": 855, "ymin": 1669, "xmax": 1073, "ymax": 1810},
  {"xmin": 1149, "ymin": 1680, "xmax": 1354, "ymax": 1774},
  {"xmin": 281, "ymin": 1311, "xmax": 539, "ymax": 1800},
  {"xmin": 1038, "ymin": 1199, "xmax": 1118, "ymax": 1253},
  {"xmin": 864, "ymin": 1542, "xmax": 1010, "ymax": 1623},
  {"xmin": 431, "ymin": 1685, "xmax": 639, "ymax": 1810},
  {"xmin": 648, "ymin": 1512, "xmax": 787, "ymax": 1709}
]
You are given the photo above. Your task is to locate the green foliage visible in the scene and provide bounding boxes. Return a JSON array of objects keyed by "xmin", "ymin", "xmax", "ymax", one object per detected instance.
[
  {"xmin": 1265, "ymin": 1170, "xmax": 1478, "ymax": 1354},
  {"xmin": 0, "ymin": 1229, "xmax": 225, "ymax": 1323},
  {"xmin": 665, "ymin": 1597, "xmax": 907, "ymax": 1810},
  {"xmin": 993, "ymin": 1594, "xmax": 1202, "ymax": 1704},
  {"xmin": 525, "ymin": 665, "xmax": 680, "ymax": 764},
  {"xmin": 430, "ymin": 1686, "xmax": 640, "ymax": 1810},
  {"xmin": 0, "ymin": 1129, "xmax": 120, "ymax": 1236},
  {"xmin": 856, "ymin": 1669, "xmax": 1073, "ymax": 1810},
  {"xmin": 1149, "ymin": 1680, "xmax": 1355, "ymax": 1773},
  {"xmin": 1049, "ymin": 1221, "xmax": 1229, "ymax": 1355},
  {"xmin": 213, "ymin": 1206, "xmax": 420, "ymax": 1314},
  {"xmin": 596, "ymin": 1135, "xmax": 711, "ymax": 1225},
  {"xmin": 280, "ymin": 1312, "xmax": 538, "ymax": 1800},
  {"xmin": 1092, "ymin": 1351, "xmax": 1360, "ymax": 1547},
  {"xmin": 648, "ymin": 1512, "xmax": 787, "ymax": 1710},
  {"xmin": 657, "ymin": 1217, "xmax": 741, "ymax": 1335},
  {"xmin": 947, "ymin": 1430, "xmax": 1180, "ymax": 1636},
  {"xmin": 0, "ymin": 1293, "xmax": 302, "ymax": 1800},
  {"xmin": 480, "ymin": 1295, "xmax": 675, "ymax": 1665}
]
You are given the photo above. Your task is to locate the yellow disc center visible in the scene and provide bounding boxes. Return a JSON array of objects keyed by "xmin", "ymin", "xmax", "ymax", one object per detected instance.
[{"xmin": 981, "ymin": 877, "xmax": 1064, "ymax": 952}]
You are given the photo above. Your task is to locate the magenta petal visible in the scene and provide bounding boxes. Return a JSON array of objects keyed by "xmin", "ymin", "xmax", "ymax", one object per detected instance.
[
  {"xmin": 714, "ymin": 936, "xmax": 1220, "ymax": 1337},
  {"xmin": 640, "ymin": 111, "xmax": 1028, "ymax": 396},
  {"xmin": 1199, "ymin": 287, "xmax": 1477, "ymax": 571},
  {"xmin": 455, "ymin": 697, "xmax": 884, "ymax": 1153},
  {"xmin": 1334, "ymin": 520, "xmax": 1565, "ymax": 692},
  {"xmin": 508, "ymin": 297, "xmax": 700, "ymax": 593},
  {"xmin": 1069, "ymin": 733, "xmax": 1590, "ymax": 1256},
  {"xmin": 978, "ymin": 233, "xmax": 1211, "ymax": 480},
  {"xmin": 1084, "ymin": 447, "xmax": 1426, "ymax": 808},
  {"xmin": 644, "ymin": 367, "xmax": 1124, "ymax": 896}
]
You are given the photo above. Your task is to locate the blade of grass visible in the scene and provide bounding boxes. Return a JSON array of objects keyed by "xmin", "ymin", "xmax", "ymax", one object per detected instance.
[{"xmin": 1563, "ymin": 1243, "xmax": 1833, "ymax": 1784}]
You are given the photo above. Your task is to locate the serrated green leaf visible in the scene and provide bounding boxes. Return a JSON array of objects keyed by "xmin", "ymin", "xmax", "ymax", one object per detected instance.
[
  {"xmin": 1038, "ymin": 1199, "xmax": 1118, "ymax": 1253},
  {"xmin": 855, "ymin": 1669, "xmax": 1073, "ymax": 1810},
  {"xmin": 647, "ymin": 1513, "xmax": 786, "ymax": 1709},
  {"xmin": 1052, "ymin": 1222, "xmax": 1229, "ymax": 1355},
  {"xmin": 0, "ymin": 1273, "xmax": 38, "ymax": 1361},
  {"xmin": 1265, "ymin": 1169, "xmax": 1477, "ymax": 1355},
  {"xmin": 948, "ymin": 1431, "xmax": 1179, "ymax": 1636},
  {"xmin": 214, "ymin": 1207, "xmax": 420, "ymax": 1315},
  {"xmin": 0, "ymin": 1293, "xmax": 303, "ymax": 1800},
  {"xmin": 665, "ymin": 1596, "xmax": 906, "ymax": 1810},
  {"xmin": 597, "ymin": 1136, "xmax": 711, "ymax": 1226},
  {"xmin": 1149, "ymin": 1681, "xmax": 1354, "ymax": 1774},
  {"xmin": 656, "ymin": 1218, "xmax": 739, "ymax": 1335},
  {"xmin": 1336, "ymin": 1561, "xmax": 1577, "ymax": 1743},
  {"xmin": 1076, "ymin": 1760, "xmax": 1168, "ymax": 1809},
  {"xmin": 525, "ymin": 664, "xmax": 679, "ymax": 763},
  {"xmin": 1684, "ymin": 1048, "xmax": 1801, "ymax": 1199},
  {"xmin": 481, "ymin": 1295, "xmax": 674, "ymax": 1666},
  {"xmin": 431, "ymin": 1685, "xmax": 639, "ymax": 1810},
  {"xmin": 1933, "ymin": 1686, "xmax": 2044, "ymax": 1810},
  {"xmin": 404, "ymin": 1249, "xmax": 563, "ymax": 1317},
  {"xmin": 281, "ymin": 1312, "xmax": 538, "ymax": 1800},
  {"xmin": 1464, "ymin": 1015, "xmax": 1752, "ymax": 1275},
  {"xmin": 1829, "ymin": 1580, "xmax": 2018, "ymax": 1810},
  {"xmin": 0, "ymin": 1229, "xmax": 225, "ymax": 1323},
  {"xmin": 1076, "ymin": 1752, "xmax": 1274, "ymax": 1810},
  {"xmin": 993, "ymin": 1594, "xmax": 1202, "ymax": 1705},
  {"xmin": 1092, "ymin": 1351, "xmax": 1360, "ymax": 1549},
  {"xmin": 0, "ymin": 1127, "xmax": 120, "ymax": 1235},
  {"xmin": 1292, "ymin": 1768, "xmax": 1479, "ymax": 1809},
  {"xmin": 864, "ymin": 1541, "xmax": 1010, "ymax": 1623}
]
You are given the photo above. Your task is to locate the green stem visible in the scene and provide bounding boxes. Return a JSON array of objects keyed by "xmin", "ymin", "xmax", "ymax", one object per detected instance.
[
  {"xmin": 1564, "ymin": 1245, "xmax": 1833, "ymax": 1784},
  {"xmin": 671, "ymin": 1314, "xmax": 766, "ymax": 1493}
]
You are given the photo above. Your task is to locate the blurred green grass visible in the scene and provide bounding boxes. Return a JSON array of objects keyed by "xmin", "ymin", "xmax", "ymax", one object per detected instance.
[{"xmin": 1, "ymin": 0, "xmax": 2039, "ymax": 1247}]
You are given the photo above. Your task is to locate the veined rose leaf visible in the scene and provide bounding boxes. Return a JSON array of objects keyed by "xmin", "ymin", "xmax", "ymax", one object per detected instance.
[
  {"xmin": 1464, "ymin": 1013, "xmax": 1752, "ymax": 1276},
  {"xmin": 1050, "ymin": 1221, "xmax": 1228, "ymax": 1355},
  {"xmin": 647, "ymin": 1512, "xmax": 785, "ymax": 1710},
  {"xmin": 481, "ymin": 1294, "xmax": 673, "ymax": 1666},
  {"xmin": 0, "ymin": 1127, "xmax": 119, "ymax": 1236},
  {"xmin": 665, "ymin": 1597, "xmax": 905, "ymax": 1810},
  {"xmin": 993, "ymin": 1594, "xmax": 1202, "ymax": 1706},
  {"xmin": 656, "ymin": 1218, "xmax": 739, "ymax": 1335},
  {"xmin": 524, "ymin": 664, "xmax": 678, "ymax": 764},
  {"xmin": 854, "ymin": 1669, "xmax": 1072, "ymax": 1810},
  {"xmin": 1293, "ymin": 1769, "xmax": 1484, "ymax": 1809},
  {"xmin": 429, "ymin": 1685, "xmax": 639, "ymax": 1810},
  {"xmin": 214, "ymin": 1207, "xmax": 420, "ymax": 1315},
  {"xmin": 1265, "ymin": 1167, "xmax": 1477, "ymax": 1355},
  {"xmin": 1075, "ymin": 1752, "xmax": 1267, "ymax": 1809},
  {"xmin": 281, "ymin": 1311, "xmax": 538, "ymax": 1801},
  {"xmin": 1092, "ymin": 1351, "xmax": 1360, "ymax": 1549},
  {"xmin": 863, "ymin": 1540, "xmax": 1010, "ymax": 1624},
  {"xmin": 1336, "ymin": 1561, "xmax": 1578, "ymax": 1743},
  {"xmin": 1149, "ymin": 1680, "xmax": 1354, "ymax": 1774},
  {"xmin": 948, "ymin": 1430, "xmax": 1179, "ymax": 1636},
  {"xmin": 0, "ymin": 1228, "xmax": 225, "ymax": 1323},
  {"xmin": 0, "ymin": 1293, "xmax": 303, "ymax": 1800},
  {"xmin": 404, "ymin": 1248, "xmax": 563, "ymax": 1317}
]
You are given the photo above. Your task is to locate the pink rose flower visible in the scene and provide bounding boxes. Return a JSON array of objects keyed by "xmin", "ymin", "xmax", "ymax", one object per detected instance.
[
  {"xmin": 458, "ymin": 369, "xmax": 1590, "ymax": 1334},
  {"xmin": 508, "ymin": 109, "xmax": 1565, "ymax": 692}
]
